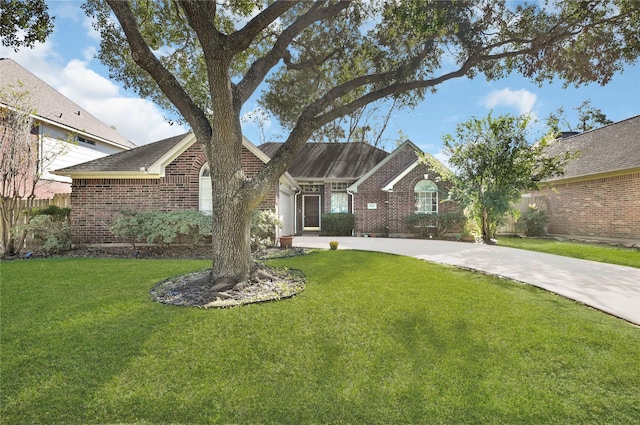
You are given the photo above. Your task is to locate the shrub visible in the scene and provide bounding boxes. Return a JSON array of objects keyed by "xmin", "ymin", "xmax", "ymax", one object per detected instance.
[
  {"xmin": 14, "ymin": 215, "xmax": 72, "ymax": 254},
  {"xmin": 517, "ymin": 204, "xmax": 549, "ymax": 237},
  {"xmin": 320, "ymin": 213, "xmax": 355, "ymax": 236},
  {"xmin": 25, "ymin": 205, "xmax": 71, "ymax": 222},
  {"xmin": 250, "ymin": 210, "xmax": 281, "ymax": 251},
  {"xmin": 329, "ymin": 241, "xmax": 339, "ymax": 250},
  {"xmin": 110, "ymin": 211, "xmax": 212, "ymax": 249},
  {"xmin": 405, "ymin": 211, "xmax": 466, "ymax": 237}
]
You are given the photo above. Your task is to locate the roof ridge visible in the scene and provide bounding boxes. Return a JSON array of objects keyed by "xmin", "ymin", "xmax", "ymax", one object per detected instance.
[{"xmin": 560, "ymin": 114, "xmax": 640, "ymax": 140}]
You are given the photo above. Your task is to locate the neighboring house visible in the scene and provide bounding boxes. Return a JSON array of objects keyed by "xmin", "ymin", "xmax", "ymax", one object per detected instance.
[
  {"xmin": 533, "ymin": 115, "xmax": 640, "ymax": 241},
  {"xmin": 53, "ymin": 132, "xmax": 299, "ymax": 244},
  {"xmin": 0, "ymin": 58, "xmax": 134, "ymax": 198},
  {"xmin": 259, "ymin": 140, "xmax": 456, "ymax": 237}
]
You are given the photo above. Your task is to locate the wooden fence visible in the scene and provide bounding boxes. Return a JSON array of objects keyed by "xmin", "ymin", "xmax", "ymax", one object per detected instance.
[
  {"xmin": 1, "ymin": 194, "xmax": 71, "ymax": 252},
  {"xmin": 496, "ymin": 195, "xmax": 547, "ymax": 235}
]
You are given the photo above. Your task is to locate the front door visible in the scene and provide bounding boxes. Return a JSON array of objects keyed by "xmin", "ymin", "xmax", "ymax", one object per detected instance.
[{"xmin": 303, "ymin": 195, "xmax": 320, "ymax": 230}]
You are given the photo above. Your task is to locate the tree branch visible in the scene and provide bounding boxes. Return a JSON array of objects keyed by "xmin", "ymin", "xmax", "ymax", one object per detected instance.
[
  {"xmin": 107, "ymin": 0, "xmax": 211, "ymax": 137},
  {"xmin": 235, "ymin": 1, "xmax": 351, "ymax": 105},
  {"xmin": 228, "ymin": 0, "xmax": 297, "ymax": 53}
]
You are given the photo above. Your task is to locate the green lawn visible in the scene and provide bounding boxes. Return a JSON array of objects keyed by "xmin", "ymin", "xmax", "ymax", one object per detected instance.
[
  {"xmin": 497, "ymin": 236, "xmax": 640, "ymax": 268},
  {"xmin": 2, "ymin": 253, "xmax": 639, "ymax": 424}
]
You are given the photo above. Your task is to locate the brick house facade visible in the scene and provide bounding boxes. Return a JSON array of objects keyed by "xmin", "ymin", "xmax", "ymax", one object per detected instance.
[
  {"xmin": 260, "ymin": 140, "xmax": 458, "ymax": 237},
  {"xmin": 56, "ymin": 133, "xmax": 285, "ymax": 244},
  {"xmin": 56, "ymin": 135, "xmax": 458, "ymax": 244},
  {"xmin": 531, "ymin": 115, "xmax": 640, "ymax": 242},
  {"xmin": 348, "ymin": 142, "xmax": 456, "ymax": 236},
  {"xmin": 540, "ymin": 173, "xmax": 640, "ymax": 240}
]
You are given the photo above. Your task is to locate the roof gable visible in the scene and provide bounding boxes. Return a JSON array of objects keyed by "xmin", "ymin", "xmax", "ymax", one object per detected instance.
[
  {"xmin": 258, "ymin": 142, "xmax": 388, "ymax": 180},
  {"xmin": 545, "ymin": 115, "xmax": 640, "ymax": 182},
  {"xmin": 348, "ymin": 140, "xmax": 423, "ymax": 192},
  {"xmin": 0, "ymin": 58, "xmax": 134, "ymax": 149}
]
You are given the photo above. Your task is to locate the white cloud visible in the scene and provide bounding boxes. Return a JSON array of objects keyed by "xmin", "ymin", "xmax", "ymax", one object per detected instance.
[
  {"xmin": 432, "ymin": 149, "xmax": 451, "ymax": 170},
  {"xmin": 82, "ymin": 45, "xmax": 97, "ymax": 62},
  {"xmin": 481, "ymin": 88, "xmax": 537, "ymax": 115},
  {"xmin": 58, "ymin": 59, "xmax": 119, "ymax": 99},
  {"xmin": 0, "ymin": 40, "xmax": 63, "ymax": 85},
  {"xmin": 83, "ymin": 15, "xmax": 102, "ymax": 42},
  {"xmin": 54, "ymin": 60, "xmax": 186, "ymax": 144}
]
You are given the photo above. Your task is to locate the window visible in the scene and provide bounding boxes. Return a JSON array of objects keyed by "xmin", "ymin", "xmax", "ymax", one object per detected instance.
[
  {"xmin": 302, "ymin": 184, "xmax": 321, "ymax": 193},
  {"xmin": 331, "ymin": 182, "xmax": 348, "ymax": 191},
  {"xmin": 331, "ymin": 193, "xmax": 348, "ymax": 213},
  {"xmin": 415, "ymin": 180, "xmax": 438, "ymax": 214},
  {"xmin": 330, "ymin": 182, "xmax": 349, "ymax": 213},
  {"xmin": 77, "ymin": 136, "xmax": 95, "ymax": 146},
  {"xmin": 199, "ymin": 164, "xmax": 212, "ymax": 215}
]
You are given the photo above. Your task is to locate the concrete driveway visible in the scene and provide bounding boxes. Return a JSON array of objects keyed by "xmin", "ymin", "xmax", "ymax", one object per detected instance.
[{"xmin": 293, "ymin": 235, "xmax": 640, "ymax": 326}]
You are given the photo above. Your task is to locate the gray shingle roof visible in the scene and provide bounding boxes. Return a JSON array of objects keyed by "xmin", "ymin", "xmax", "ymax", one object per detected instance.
[
  {"xmin": 0, "ymin": 58, "xmax": 135, "ymax": 149},
  {"xmin": 258, "ymin": 142, "xmax": 388, "ymax": 180},
  {"xmin": 545, "ymin": 115, "xmax": 640, "ymax": 182},
  {"xmin": 55, "ymin": 133, "xmax": 188, "ymax": 174}
]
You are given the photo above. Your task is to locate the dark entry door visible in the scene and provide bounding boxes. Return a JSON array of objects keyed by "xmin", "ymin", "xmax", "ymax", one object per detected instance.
[{"xmin": 304, "ymin": 196, "xmax": 320, "ymax": 229}]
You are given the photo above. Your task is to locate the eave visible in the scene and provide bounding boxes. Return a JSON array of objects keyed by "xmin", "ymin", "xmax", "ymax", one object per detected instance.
[{"xmin": 542, "ymin": 167, "xmax": 640, "ymax": 186}]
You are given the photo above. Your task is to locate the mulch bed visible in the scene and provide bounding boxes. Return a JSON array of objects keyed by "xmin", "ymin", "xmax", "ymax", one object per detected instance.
[{"xmin": 10, "ymin": 245, "xmax": 311, "ymax": 308}]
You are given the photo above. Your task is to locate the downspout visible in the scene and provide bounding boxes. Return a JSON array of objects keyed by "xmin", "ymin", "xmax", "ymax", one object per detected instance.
[
  {"xmin": 347, "ymin": 188, "xmax": 355, "ymax": 236},
  {"xmin": 293, "ymin": 188, "xmax": 301, "ymax": 235}
]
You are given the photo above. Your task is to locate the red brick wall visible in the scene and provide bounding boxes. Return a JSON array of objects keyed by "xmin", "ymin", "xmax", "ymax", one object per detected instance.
[
  {"xmin": 386, "ymin": 165, "xmax": 455, "ymax": 235},
  {"xmin": 353, "ymin": 145, "xmax": 415, "ymax": 234},
  {"xmin": 351, "ymin": 145, "xmax": 458, "ymax": 236},
  {"xmin": 540, "ymin": 172, "xmax": 640, "ymax": 240},
  {"xmin": 70, "ymin": 143, "xmax": 277, "ymax": 244}
]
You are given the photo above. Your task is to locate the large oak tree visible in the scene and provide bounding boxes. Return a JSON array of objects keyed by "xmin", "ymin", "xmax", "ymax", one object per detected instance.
[{"xmin": 77, "ymin": 0, "xmax": 638, "ymax": 290}]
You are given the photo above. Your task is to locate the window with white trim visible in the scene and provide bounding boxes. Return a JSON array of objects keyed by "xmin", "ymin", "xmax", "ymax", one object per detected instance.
[
  {"xmin": 330, "ymin": 182, "xmax": 349, "ymax": 213},
  {"xmin": 199, "ymin": 164, "xmax": 212, "ymax": 215},
  {"xmin": 302, "ymin": 184, "xmax": 321, "ymax": 193},
  {"xmin": 415, "ymin": 180, "xmax": 438, "ymax": 214}
]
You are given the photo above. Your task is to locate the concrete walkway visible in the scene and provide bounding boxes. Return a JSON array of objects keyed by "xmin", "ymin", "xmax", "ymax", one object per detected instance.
[{"xmin": 293, "ymin": 236, "xmax": 640, "ymax": 326}]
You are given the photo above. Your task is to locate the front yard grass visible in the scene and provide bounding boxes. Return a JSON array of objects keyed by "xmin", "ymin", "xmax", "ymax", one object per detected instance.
[
  {"xmin": 2, "ymin": 252, "xmax": 639, "ymax": 424},
  {"xmin": 497, "ymin": 236, "xmax": 640, "ymax": 268}
]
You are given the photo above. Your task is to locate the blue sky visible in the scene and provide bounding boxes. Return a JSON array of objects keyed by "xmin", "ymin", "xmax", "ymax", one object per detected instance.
[{"xmin": 1, "ymin": 1, "xmax": 639, "ymax": 162}]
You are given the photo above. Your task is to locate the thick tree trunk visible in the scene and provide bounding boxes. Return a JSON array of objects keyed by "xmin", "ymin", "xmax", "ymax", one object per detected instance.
[
  {"xmin": 209, "ymin": 197, "xmax": 252, "ymax": 289},
  {"xmin": 202, "ymin": 58, "xmax": 257, "ymax": 290}
]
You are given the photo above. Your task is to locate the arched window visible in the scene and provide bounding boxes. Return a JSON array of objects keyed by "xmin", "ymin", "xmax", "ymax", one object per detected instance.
[
  {"xmin": 199, "ymin": 164, "xmax": 212, "ymax": 215},
  {"xmin": 415, "ymin": 180, "xmax": 438, "ymax": 214}
]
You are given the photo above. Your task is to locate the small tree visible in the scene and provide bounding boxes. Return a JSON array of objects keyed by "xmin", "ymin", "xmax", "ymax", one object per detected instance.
[
  {"xmin": 436, "ymin": 113, "xmax": 573, "ymax": 244},
  {"xmin": 0, "ymin": 84, "xmax": 68, "ymax": 255}
]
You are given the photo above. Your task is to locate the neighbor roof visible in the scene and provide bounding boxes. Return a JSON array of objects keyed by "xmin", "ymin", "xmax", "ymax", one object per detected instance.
[
  {"xmin": 258, "ymin": 142, "xmax": 388, "ymax": 180},
  {"xmin": 0, "ymin": 58, "xmax": 135, "ymax": 149},
  {"xmin": 54, "ymin": 132, "xmax": 188, "ymax": 176},
  {"xmin": 544, "ymin": 115, "xmax": 640, "ymax": 182}
]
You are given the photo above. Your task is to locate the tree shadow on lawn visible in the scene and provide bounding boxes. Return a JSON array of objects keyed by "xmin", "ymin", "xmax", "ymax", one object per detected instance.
[{"xmin": 0, "ymin": 259, "xmax": 202, "ymax": 424}]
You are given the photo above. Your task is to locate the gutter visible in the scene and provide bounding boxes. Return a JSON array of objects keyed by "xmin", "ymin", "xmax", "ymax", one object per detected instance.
[{"xmin": 347, "ymin": 188, "xmax": 355, "ymax": 236}]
